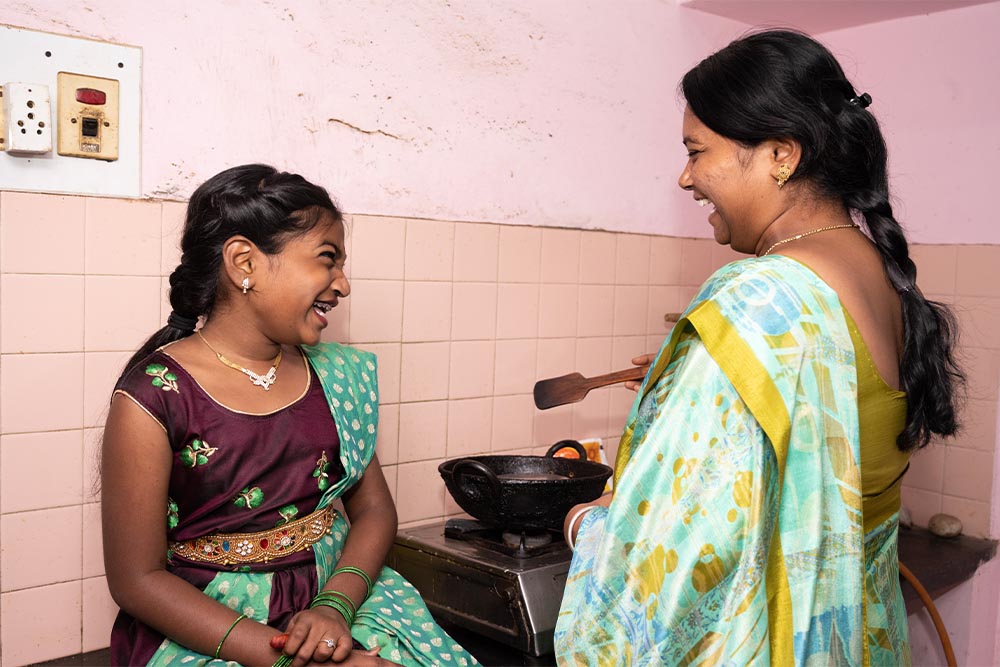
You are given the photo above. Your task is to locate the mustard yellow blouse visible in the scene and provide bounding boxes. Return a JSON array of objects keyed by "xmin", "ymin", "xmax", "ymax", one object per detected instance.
[{"xmin": 843, "ymin": 308, "xmax": 910, "ymax": 533}]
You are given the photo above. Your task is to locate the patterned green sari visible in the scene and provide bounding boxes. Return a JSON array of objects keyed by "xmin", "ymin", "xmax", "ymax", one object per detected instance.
[
  {"xmin": 145, "ymin": 343, "xmax": 476, "ymax": 667},
  {"xmin": 555, "ymin": 257, "xmax": 909, "ymax": 666}
]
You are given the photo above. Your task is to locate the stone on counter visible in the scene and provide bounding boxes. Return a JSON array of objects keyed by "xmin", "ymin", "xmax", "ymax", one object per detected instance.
[
  {"xmin": 898, "ymin": 506, "xmax": 912, "ymax": 528},
  {"xmin": 928, "ymin": 513, "xmax": 963, "ymax": 538}
]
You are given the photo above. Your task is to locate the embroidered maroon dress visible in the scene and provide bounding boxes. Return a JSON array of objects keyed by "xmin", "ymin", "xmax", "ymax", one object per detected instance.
[{"xmin": 110, "ymin": 349, "xmax": 345, "ymax": 665}]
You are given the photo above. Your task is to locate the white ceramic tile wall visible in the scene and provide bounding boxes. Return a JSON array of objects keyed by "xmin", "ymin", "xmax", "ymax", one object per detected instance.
[{"xmin": 0, "ymin": 192, "xmax": 996, "ymax": 666}]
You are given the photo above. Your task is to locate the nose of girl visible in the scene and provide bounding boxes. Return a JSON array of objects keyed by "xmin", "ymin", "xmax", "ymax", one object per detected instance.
[{"xmin": 333, "ymin": 272, "xmax": 351, "ymax": 299}]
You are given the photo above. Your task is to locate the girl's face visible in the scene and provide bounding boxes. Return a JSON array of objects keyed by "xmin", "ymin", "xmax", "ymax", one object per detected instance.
[
  {"xmin": 676, "ymin": 107, "xmax": 774, "ymax": 254},
  {"xmin": 255, "ymin": 210, "xmax": 350, "ymax": 346}
]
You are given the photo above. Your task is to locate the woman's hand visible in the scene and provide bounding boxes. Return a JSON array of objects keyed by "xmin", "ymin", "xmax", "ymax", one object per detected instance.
[
  {"xmin": 563, "ymin": 494, "xmax": 613, "ymax": 547},
  {"xmin": 624, "ymin": 354, "xmax": 656, "ymax": 391},
  {"xmin": 283, "ymin": 606, "xmax": 354, "ymax": 664}
]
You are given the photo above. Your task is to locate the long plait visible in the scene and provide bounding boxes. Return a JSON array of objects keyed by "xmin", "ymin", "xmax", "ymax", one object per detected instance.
[{"xmin": 845, "ymin": 182, "xmax": 963, "ymax": 449}]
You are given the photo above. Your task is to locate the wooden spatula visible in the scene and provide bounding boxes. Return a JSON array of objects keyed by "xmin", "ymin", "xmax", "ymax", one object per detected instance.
[{"xmin": 533, "ymin": 366, "xmax": 648, "ymax": 410}]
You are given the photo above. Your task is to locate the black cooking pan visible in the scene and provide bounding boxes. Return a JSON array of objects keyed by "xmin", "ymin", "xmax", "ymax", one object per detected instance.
[{"xmin": 438, "ymin": 440, "xmax": 613, "ymax": 531}]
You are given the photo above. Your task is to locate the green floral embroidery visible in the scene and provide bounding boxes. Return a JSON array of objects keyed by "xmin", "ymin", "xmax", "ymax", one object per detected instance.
[
  {"xmin": 313, "ymin": 451, "xmax": 331, "ymax": 491},
  {"xmin": 179, "ymin": 438, "xmax": 218, "ymax": 468},
  {"xmin": 276, "ymin": 504, "xmax": 299, "ymax": 527},
  {"xmin": 146, "ymin": 364, "xmax": 179, "ymax": 393},
  {"xmin": 234, "ymin": 486, "xmax": 264, "ymax": 510},
  {"xmin": 167, "ymin": 498, "xmax": 179, "ymax": 529}
]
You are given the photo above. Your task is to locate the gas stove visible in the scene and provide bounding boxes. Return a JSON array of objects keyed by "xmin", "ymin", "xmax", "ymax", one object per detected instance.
[{"xmin": 385, "ymin": 518, "xmax": 572, "ymax": 662}]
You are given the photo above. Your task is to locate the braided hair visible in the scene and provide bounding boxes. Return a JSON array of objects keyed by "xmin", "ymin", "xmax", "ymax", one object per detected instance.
[
  {"xmin": 120, "ymin": 164, "xmax": 341, "ymax": 380},
  {"xmin": 681, "ymin": 30, "xmax": 963, "ymax": 450}
]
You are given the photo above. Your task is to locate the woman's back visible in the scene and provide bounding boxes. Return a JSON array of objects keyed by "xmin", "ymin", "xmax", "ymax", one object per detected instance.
[{"xmin": 778, "ymin": 228, "xmax": 903, "ymax": 392}]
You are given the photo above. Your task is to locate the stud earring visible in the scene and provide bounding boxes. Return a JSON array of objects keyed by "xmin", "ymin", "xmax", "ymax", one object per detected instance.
[
  {"xmin": 241, "ymin": 277, "xmax": 250, "ymax": 294},
  {"xmin": 776, "ymin": 164, "xmax": 792, "ymax": 189}
]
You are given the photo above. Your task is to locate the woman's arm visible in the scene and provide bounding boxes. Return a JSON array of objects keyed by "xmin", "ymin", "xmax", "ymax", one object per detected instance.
[
  {"xmin": 563, "ymin": 493, "xmax": 613, "ymax": 547},
  {"xmin": 102, "ymin": 395, "xmax": 283, "ymax": 665},
  {"xmin": 280, "ymin": 456, "xmax": 397, "ymax": 664}
]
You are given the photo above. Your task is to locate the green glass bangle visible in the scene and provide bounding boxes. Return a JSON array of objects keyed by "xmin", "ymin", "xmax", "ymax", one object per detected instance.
[
  {"xmin": 314, "ymin": 589, "xmax": 357, "ymax": 615},
  {"xmin": 214, "ymin": 613, "xmax": 246, "ymax": 659},
  {"xmin": 332, "ymin": 566, "xmax": 374, "ymax": 597},
  {"xmin": 272, "ymin": 654, "xmax": 293, "ymax": 667},
  {"xmin": 311, "ymin": 597, "xmax": 354, "ymax": 626}
]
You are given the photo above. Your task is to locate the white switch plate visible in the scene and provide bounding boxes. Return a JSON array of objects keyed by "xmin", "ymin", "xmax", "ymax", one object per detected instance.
[{"xmin": 0, "ymin": 25, "xmax": 141, "ymax": 197}]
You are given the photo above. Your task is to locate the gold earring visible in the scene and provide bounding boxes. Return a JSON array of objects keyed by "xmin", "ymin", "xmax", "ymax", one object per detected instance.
[
  {"xmin": 241, "ymin": 277, "xmax": 250, "ymax": 294},
  {"xmin": 776, "ymin": 164, "xmax": 792, "ymax": 189}
]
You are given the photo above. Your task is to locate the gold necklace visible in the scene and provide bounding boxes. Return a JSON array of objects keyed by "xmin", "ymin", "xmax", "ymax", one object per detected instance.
[
  {"xmin": 760, "ymin": 223, "xmax": 858, "ymax": 257},
  {"xmin": 196, "ymin": 331, "xmax": 282, "ymax": 391}
]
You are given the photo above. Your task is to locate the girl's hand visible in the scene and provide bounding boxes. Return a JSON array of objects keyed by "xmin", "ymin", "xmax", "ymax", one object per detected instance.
[
  {"xmin": 283, "ymin": 606, "xmax": 353, "ymax": 664},
  {"xmin": 624, "ymin": 354, "xmax": 656, "ymax": 391}
]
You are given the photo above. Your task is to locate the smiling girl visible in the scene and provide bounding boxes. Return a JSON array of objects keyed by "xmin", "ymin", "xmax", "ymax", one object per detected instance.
[{"xmin": 102, "ymin": 164, "xmax": 475, "ymax": 667}]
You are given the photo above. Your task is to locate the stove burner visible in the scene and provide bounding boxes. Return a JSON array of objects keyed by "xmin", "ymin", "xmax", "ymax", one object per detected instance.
[
  {"xmin": 444, "ymin": 518, "xmax": 566, "ymax": 558},
  {"xmin": 502, "ymin": 530, "xmax": 553, "ymax": 550}
]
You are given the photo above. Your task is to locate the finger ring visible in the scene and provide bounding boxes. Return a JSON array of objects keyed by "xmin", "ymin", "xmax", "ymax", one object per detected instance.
[{"xmin": 322, "ymin": 638, "xmax": 336, "ymax": 649}]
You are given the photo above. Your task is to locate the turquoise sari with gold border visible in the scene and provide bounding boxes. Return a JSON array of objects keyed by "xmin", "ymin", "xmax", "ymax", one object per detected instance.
[{"xmin": 554, "ymin": 257, "xmax": 909, "ymax": 666}]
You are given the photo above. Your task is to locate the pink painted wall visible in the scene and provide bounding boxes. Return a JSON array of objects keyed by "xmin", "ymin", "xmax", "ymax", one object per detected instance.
[
  {"xmin": 0, "ymin": 1, "xmax": 739, "ymax": 234},
  {"xmin": 3, "ymin": 1, "xmax": 993, "ymax": 242},
  {"xmin": 818, "ymin": 2, "xmax": 1000, "ymax": 244}
]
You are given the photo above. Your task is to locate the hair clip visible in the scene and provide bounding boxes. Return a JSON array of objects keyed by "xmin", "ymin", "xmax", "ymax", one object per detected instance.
[{"xmin": 848, "ymin": 92, "xmax": 872, "ymax": 109}]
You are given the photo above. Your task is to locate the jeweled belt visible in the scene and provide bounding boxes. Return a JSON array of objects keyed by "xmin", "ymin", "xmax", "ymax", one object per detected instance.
[{"xmin": 169, "ymin": 506, "xmax": 336, "ymax": 565}]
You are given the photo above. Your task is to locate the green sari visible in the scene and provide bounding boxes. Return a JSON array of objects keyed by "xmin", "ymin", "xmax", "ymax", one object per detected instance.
[
  {"xmin": 147, "ymin": 342, "xmax": 477, "ymax": 667},
  {"xmin": 555, "ymin": 257, "xmax": 909, "ymax": 666}
]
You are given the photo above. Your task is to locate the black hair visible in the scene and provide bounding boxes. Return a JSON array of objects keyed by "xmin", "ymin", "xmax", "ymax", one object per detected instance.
[
  {"xmin": 681, "ymin": 29, "xmax": 963, "ymax": 450},
  {"xmin": 120, "ymin": 163, "xmax": 342, "ymax": 381}
]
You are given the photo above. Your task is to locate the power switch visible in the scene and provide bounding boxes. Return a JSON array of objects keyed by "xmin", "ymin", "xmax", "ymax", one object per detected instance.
[
  {"xmin": 56, "ymin": 71, "xmax": 119, "ymax": 161},
  {"xmin": 81, "ymin": 116, "xmax": 99, "ymax": 137}
]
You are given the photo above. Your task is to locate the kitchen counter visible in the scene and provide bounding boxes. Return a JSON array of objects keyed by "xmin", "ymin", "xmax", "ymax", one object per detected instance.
[{"xmin": 898, "ymin": 525, "xmax": 997, "ymax": 614}]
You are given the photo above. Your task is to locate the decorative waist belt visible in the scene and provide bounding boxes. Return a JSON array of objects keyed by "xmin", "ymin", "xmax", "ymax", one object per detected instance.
[{"xmin": 169, "ymin": 506, "xmax": 336, "ymax": 565}]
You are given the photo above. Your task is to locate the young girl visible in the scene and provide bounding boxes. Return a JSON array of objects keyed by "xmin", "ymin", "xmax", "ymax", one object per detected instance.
[{"xmin": 103, "ymin": 164, "xmax": 477, "ymax": 667}]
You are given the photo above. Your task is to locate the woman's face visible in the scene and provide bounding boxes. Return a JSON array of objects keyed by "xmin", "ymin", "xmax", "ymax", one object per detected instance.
[
  {"xmin": 254, "ymin": 210, "xmax": 350, "ymax": 346},
  {"xmin": 677, "ymin": 107, "xmax": 774, "ymax": 253}
]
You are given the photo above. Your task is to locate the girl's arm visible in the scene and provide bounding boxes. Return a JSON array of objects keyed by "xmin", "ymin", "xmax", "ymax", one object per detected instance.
[
  {"xmin": 102, "ymin": 395, "xmax": 284, "ymax": 665},
  {"xmin": 281, "ymin": 456, "xmax": 397, "ymax": 664}
]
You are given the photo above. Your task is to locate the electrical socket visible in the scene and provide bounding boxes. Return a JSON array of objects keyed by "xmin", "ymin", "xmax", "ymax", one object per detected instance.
[{"xmin": 2, "ymin": 82, "xmax": 52, "ymax": 155}]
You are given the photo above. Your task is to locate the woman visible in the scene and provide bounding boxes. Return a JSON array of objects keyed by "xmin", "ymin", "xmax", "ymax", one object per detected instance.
[
  {"xmin": 555, "ymin": 30, "xmax": 962, "ymax": 666},
  {"xmin": 103, "ymin": 164, "xmax": 476, "ymax": 666}
]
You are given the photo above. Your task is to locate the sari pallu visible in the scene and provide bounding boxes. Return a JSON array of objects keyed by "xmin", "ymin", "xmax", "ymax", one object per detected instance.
[
  {"xmin": 554, "ymin": 257, "xmax": 909, "ymax": 666},
  {"xmin": 124, "ymin": 342, "xmax": 475, "ymax": 667}
]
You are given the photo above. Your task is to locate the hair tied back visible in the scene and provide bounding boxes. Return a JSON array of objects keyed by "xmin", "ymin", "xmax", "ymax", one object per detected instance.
[
  {"xmin": 166, "ymin": 311, "xmax": 198, "ymax": 333},
  {"xmin": 848, "ymin": 92, "xmax": 873, "ymax": 109}
]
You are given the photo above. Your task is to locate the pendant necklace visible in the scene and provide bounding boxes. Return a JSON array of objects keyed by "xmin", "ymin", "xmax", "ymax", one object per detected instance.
[
  {"xmin": 197, "ymin": 331, "xmax": 282, "ymax": 391},
  {"xmin": 760, "ymin": 223, "xmax": 858, "ymax": 257}
]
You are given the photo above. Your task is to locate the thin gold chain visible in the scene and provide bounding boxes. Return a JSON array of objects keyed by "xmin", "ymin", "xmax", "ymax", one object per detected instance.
[
  {"xmin": 196, "ymin": 331, "xmax": 282, "ymax": 375},
  {"xmin": 760, "ymin": 223, "xmax": 858, "ymax": 257}
]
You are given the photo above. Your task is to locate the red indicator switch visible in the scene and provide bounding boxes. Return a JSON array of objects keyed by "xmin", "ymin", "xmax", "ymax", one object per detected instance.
[{"xmin": 75, "ymin": 88, "xmax": 106, "ymax": 105}]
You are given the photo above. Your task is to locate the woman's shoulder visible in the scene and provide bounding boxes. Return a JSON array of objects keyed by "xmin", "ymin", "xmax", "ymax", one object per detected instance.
[{"xmin": 694, "ymin": 255, "xmax": 831, "ymax": 306}]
